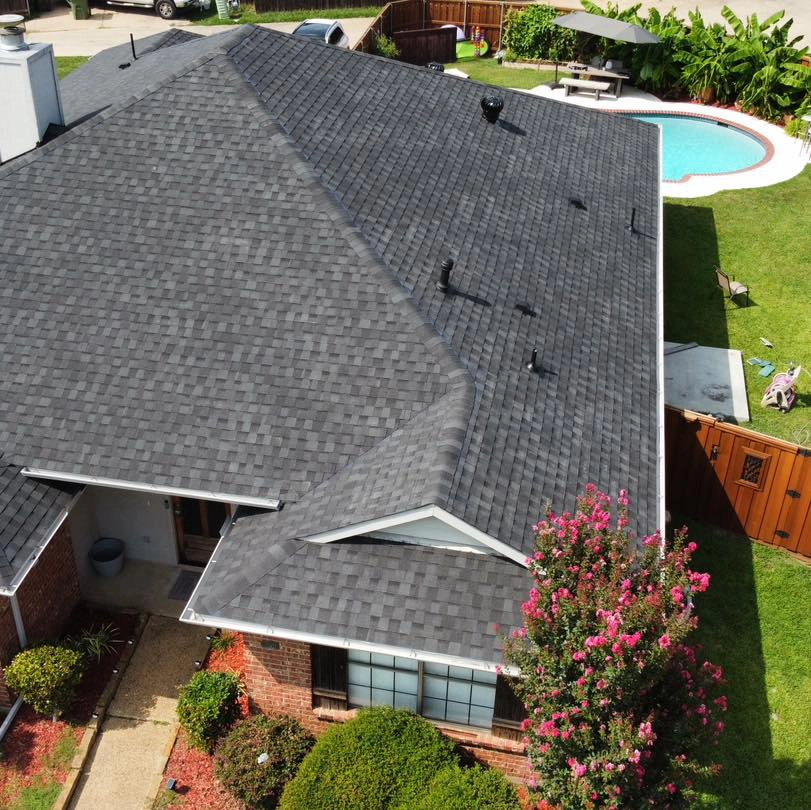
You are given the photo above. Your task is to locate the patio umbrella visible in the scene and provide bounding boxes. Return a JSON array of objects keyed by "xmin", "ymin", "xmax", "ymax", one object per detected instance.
[{"xmin": 554, "ymin": 11, "xmax": 660, "ymax": 44}]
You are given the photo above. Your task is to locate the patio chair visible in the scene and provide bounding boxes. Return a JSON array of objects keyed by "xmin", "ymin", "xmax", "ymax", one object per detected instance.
[{"xmin": 714, "ymin": 266, "xmax": 750, "ymax": 306}]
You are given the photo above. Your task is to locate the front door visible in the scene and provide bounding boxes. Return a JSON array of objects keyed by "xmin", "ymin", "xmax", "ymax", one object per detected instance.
[{"xmin": 172, "ymin": 497, "xmax": 231, "ymax": 566}]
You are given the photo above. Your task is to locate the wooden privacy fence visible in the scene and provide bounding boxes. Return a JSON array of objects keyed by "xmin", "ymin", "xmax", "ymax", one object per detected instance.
[
  {"xmin": 355, "ymin": 0, "xmax": 578, "ymax": 55},
  {"xmin": 394, "ymin": 27, "xmax": 456, "ymax": 64},
  {"xmin": 255, "ymin": 0, "xmax": 373, "ymax": 11},
  {"xmin": 665, "ymin": 406, "xmax": 811, "ymax": 558}
]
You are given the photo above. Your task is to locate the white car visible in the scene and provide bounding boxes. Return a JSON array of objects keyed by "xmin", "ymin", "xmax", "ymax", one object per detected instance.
[
  {"xmin": 291, "ymin": 18, "xmax": 349, "ymax": 48},
  {"xmin": 103, "ymin": 0, "xmax": 210, "ymax": 21}
]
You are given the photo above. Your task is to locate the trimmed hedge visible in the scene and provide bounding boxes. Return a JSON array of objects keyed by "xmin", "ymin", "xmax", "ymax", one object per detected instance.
[
  {"xmin": 414, "ymin": 765, "xmax": 521, "ymax": 810},
  {"xmin": 215, "ymin": 715, "xmax": 314, "ymax": 809},
  {"xmin": 279, "ymin": 707, "xmax": 458, "ymax": 810},
  {"xmin": 4, "ymin": 645, "xmax": 85, "ymax": 719},
  {"xmin": 176, "ymin": 671, "xmax": 241, "ymax": 752}
]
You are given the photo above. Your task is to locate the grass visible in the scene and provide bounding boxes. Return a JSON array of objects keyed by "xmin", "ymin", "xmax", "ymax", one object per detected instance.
[
  {"xmin": 190, "ymin": 4, "xmax": 380, "ymax": 25},
  {"xmin": 444, "ymin": 57, "xmax": 557, "ymax": 89},
  {"xmin": 55, "ymin": 56, "xmax": 89, "ymax": 80},
  {"xmin": 5, "ymin": 728, "xmax": 77, "ymax": 810},
  {"xmin": 664, "ymin": 166, "xmax": 811, "ymax": 444},
  {"xmin": 689, "ymin": 522, "xmax": 811, "ymax": 808}
]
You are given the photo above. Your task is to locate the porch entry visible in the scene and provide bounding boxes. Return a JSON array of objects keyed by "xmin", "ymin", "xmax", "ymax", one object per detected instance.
[{"xmin": 171, "ymin": 497, "xmax": 231, "ymax": 566}]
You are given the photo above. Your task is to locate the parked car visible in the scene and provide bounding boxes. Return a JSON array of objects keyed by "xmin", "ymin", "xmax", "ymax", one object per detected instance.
[
  {"xmin": 103, "ymin": 0, "xmax": 211, "ymax": 21},
  {"xmin": 291, "ymin": 19, "xmax": 349, "ymax": 48}
]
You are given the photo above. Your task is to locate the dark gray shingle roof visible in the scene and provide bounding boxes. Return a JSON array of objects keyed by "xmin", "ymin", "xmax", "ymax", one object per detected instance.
[
  {"xmin": 205, "ymin": 536, "xmax": 531, "ymax": 663},
  {"xmin": 3, "ymin": 28, "xmax": 660, "ymax": 656},
  {"xmin": 0, "ymin": 458, "xmax": 78, "ymax": 587}
]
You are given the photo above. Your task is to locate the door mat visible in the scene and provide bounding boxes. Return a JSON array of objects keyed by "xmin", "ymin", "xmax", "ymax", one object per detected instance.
[{"xmin": 168, "ymin": 570, "xmax": 201, "ymax": 601}]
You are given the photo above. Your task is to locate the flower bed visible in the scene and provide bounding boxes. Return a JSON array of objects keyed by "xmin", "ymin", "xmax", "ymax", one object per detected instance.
[
  {"xmin": 158, "ymin": 633, "xmax": 248, "ymax": 809},
  {"xmin": 0, "ymin": 605, "xmax": 138, "ymax": 807}
]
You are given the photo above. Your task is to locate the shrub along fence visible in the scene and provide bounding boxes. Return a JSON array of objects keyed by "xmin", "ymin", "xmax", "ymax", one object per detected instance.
[
  {"xmin": 665, "ymin": 405, "xmax": 811, "ymax": 558},
  {"xmin": 355, "ymin": 0, "xmax": 578, "ymax": 54}
]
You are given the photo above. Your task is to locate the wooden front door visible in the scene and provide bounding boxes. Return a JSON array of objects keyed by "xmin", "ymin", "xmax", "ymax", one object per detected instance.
[{"xmin": 172, "ymin": 497, "xmax": 231, "ymax": 566}]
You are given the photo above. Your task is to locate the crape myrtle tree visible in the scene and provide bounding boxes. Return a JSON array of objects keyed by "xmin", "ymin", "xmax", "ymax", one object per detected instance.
[{"xmin": 504, "ymin": 485, "xmax": 726, "ymax": 809}]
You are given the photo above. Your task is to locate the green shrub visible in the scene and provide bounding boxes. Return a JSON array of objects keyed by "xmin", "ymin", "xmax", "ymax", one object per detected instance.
[
  {"xmin": 502, "ymin": 5, "xmax": 577, "ymax": 63},
  {"xmin": 279, "ymin": 707, "xmax": 458, "ymax": 810},
  {"xmin": 374, "ymin": 34, "xmax": 400, "ymax": 60},
  {"xmin": 215, "ymin": 714, "xmax": 314, "ymax": 809},
  {"xmin": 176, "ymin": 671, "xmax": 241, "ymax": 752},
  {"xmin": 4, "ymin": 645, "xmax": 85, "ymax": 719},
  {"xmin": 785, "ymin": 116, "xmax": 809, "ymax": 139},
  {"xmin": 209, "ymin": 630, "xmax": 237, "ymax": 655},
  {"xmin": 66, "ymin": 623, "xmax": 120, "ymax": 664},
  {"xmin": 414, "ymin": 765, "xmax": 521, "ymax": 810}
]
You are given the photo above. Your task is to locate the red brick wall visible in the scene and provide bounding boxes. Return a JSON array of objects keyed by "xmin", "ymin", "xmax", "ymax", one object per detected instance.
[
  {"xmin": 243, "ymin": 634, "xmax": 530, "ymax": 780},
  {"xmin": 0, "ymin": 522, "xmax": 81, "ymax": 708}
]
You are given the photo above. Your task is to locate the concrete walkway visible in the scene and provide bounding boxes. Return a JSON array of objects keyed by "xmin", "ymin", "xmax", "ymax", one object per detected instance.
[
  {"xmin": 69, "ymin": 615, "xmax": 210, "ymax": 810},
  {"xmin": 25, "ymin": 6, "xmax": 374, "ymax": 56}
]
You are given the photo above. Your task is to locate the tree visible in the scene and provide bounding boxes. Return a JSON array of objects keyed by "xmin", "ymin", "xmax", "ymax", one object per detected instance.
[{"xmin": 504, "ymin": 485, "xmax": 726, "ymax": 808}]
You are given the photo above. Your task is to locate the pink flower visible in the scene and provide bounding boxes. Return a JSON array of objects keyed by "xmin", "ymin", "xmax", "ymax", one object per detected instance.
[
  {"xmin": 596, "ymin": 679, "xmax": 608, "ymax": 690},
  {"xmin": 658, "ymin": 634, "xmax": 672, "ymax": 649},
  {"xmin": 667, "ymin": 783, "xmax": 677, "ymax": 794}
]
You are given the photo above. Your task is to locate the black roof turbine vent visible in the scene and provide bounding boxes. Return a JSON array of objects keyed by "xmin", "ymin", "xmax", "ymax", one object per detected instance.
[
  {"xmin": 481, "ymin": 95, "xmax": 504, "ymax": 124},
  {"xmin": 436, "ymin": 257, "xmax": 453, "ymax": 293}
]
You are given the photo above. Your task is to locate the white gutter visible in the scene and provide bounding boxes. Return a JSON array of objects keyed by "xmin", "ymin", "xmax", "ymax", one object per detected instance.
[
  {"xmin": 21, "ymin": 468, "xmax": 282, "ymax": 511},
  {"xmin": 656, "ymin": 125, "xmax": 667, "ymax": 537},
  {"xmin": 180, "ymin": 608, "xmax": 519, "ymax": 676},
  {"xmin": 0, "ymin": 489, "xmax": 81, "ymax": 597}
]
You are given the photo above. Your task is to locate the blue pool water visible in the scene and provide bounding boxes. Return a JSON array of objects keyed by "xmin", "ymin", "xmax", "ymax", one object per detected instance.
[{"xmin": 626, "ymin": 114, "xmax": 767, "ymax": 182}]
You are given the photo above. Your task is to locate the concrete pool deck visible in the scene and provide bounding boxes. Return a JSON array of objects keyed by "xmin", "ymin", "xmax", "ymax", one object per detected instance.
[{"xmin": 525, "ymin": 85, "xmax": 810, "ymax": 198}]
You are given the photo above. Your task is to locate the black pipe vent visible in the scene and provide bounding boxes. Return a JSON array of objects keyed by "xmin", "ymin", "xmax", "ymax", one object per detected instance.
[
  {"xmin": 481, "ymin": 95, "xmax": 504, "ymax": 124},
  {"xmin": 436, "ymin": 257, "xmax": 453, "ymax": 292},
  {"xmin": 526, "ymin": 348, "xmax": 540, "ymax": 373}
]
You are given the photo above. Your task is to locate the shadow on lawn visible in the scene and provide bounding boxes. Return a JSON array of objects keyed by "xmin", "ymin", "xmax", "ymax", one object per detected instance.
[
  {"xmin": 663, "ymin": 204, "xmax": 730, "ymax": 351},
  {"xmin": 687, "ymin": 523, "xmax": 811, "ymax": 809}
]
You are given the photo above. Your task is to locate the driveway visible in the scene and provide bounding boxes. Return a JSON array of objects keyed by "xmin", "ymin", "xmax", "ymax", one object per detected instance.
[
  {"xmin": 69, "ymin": 615, "xmax": 210, "ymax": 810},
  {"xmin": 25, "ymin": 6, "xmax": 375, "ymax": 56}
]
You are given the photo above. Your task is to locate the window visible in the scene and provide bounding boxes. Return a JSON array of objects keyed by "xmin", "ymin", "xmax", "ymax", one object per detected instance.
[
  {"xmin": 421, "ymin": 663, "xmax": 496, "ymax": 728},
  {"xmin": 347, "ymin": 651, "xmax": 419, "ymax": 711},
  {"xmin": 735, "ymin": 448, "xmax": 770, "ymax": 490}
]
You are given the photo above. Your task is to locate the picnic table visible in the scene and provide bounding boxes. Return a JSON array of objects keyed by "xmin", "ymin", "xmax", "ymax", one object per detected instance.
[{"xmin": 565, "ymin": 62, "xmax": 630, "ymax": 98}]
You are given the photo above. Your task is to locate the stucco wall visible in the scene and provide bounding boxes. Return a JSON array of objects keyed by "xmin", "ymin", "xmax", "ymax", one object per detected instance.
[{"xmin": 72, "ymin": 486, "xmax": 178, "ymax": 567}]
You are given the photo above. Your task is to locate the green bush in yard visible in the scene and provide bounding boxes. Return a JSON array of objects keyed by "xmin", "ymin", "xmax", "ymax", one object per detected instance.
[
  {"xmin": 176, "ymin": 671, "xmax": 241, "ymax": 752},
  {"xmin": 414, "ymin": 765, "xmax": 521, "ymax": 810},
  {"xmin": 215, "ymin": 714, "xmax": 314, "ymax": 809},
  {"xmin": 374, "ymin": 34, "xmax": 400, "ymax": 60},
  {"xmin": 279, "ymin": 706, "xmax": 458, "ymax": 810},
  {"xmin": 502, "ymin": 5, "xmax": 577, "ymax": 63},
  {"xmin": 4, "ymin": 645, "xmax": 85, "ymax": 719}
]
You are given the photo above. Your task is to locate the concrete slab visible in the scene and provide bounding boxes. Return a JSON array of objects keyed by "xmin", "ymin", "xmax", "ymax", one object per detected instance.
[
  {"xmin": 664, "ymin": 341, "xmax": 750, "ymax": 422},
  {"xmin": 109, "ymin": 614, "xmax": 209, "ymax": 723},
  {"xmin": 25, "ymin": 7, "xmax": 374, "ymax": 55},
  {"xmin": 69, "ymin": 716, "xmax": 174, "ymax": 810},
  {"xmin": 82, "ymin": 558, "xmax": 191, "ymax": 618}
]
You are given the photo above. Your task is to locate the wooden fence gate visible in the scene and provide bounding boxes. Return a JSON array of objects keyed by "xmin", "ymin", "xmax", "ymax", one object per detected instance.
[{"xmin": 665, "ymin": 406, "xmax": 811, "ymax": 558}]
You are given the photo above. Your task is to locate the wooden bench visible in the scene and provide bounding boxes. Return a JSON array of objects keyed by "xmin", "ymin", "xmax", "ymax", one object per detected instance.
[{"xmin": 561, "ymin": 77, "xmax": 612, "ymax": 100}]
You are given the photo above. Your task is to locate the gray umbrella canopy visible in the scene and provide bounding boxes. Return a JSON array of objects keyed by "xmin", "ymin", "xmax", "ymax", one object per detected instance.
[{"xmin": 554, "ymin": 11, "xmax": 661, "ymax": 44}]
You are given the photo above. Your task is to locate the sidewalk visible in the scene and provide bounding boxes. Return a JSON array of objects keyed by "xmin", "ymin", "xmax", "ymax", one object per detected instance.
[
  {"xmin": 25, "ymin": 7, "xmax": 374, "ymax": 56},
  {"xmin": 69, "ymin": 615, "xmax": 210, "ymax": 810}
]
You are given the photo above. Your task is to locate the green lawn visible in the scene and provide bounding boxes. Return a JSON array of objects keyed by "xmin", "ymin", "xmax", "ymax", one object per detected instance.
[
  {"xmin": 190, "ymin": 4, "xmax": 380, "ymax": 25},
  {"xmin": 664, "ymin": 167, "xmax": 811, "ymax": 443},
  {"xmin": 55, "ymin": 56, "xmax": 89, "ymax": 80},
  {"xmin": 689, "ymin": 523, "xmax": 811, "ymax": 808},
  {"xmin": 444, "ymin": 57, "xmax": 557, "ymax": 90}
]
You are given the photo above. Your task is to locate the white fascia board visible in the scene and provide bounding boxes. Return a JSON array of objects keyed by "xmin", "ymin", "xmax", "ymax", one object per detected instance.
[
  {"xmin": 0, "ymin": 489, "xmax": 81, "ymax": 596},
  {"xmin": 656, "ymin": 127, "xmax": 667, "ymax": 540},
  {"xmin": 21, "ymin": 468, "xmax": 281, "ymax": 510},
  {"xmin": 180, "ymin": 607, "xmax": 519, "ymax": 676},
  {"xmin": 304, "ymin": 506, "xmax": 436, "ymax": 544},
  {"xmin": 432, "ymin": 507, "xmax": 528, "ymax": 566},
  {"xmin": 303, "ymin": 505, "xmax": 528, "ymax": 566}
]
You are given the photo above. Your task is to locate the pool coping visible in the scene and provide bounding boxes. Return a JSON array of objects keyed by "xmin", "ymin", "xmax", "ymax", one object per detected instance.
[
  {"xmin": 612, "ymin": 109, "xmax": 775, "ymax": 185},
  {"xmin": 523, "ymin": 85, "xmax": 810, "ymax": 197}
]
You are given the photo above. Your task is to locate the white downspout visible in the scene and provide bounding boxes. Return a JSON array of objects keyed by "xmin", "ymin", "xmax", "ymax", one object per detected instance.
[{"xmin": 0, "ymin": 596, "xmax": 28, "ymax": 742}]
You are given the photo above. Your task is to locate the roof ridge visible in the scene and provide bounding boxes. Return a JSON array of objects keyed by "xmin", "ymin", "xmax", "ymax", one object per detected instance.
[{"xmin": 0, "ymin": 26, "xmax": 254, "ymax": 183}]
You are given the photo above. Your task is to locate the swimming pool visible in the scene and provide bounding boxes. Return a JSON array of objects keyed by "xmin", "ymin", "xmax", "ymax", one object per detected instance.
[{"xmin": 625, "ymin": 113, "xmax": 768, "ymax": 182}]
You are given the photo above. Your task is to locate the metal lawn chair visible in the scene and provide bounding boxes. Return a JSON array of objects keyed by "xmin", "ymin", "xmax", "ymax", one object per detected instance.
[{"xmin": 715, "ymin": 266, "xmax": 750, "ymax": 306}]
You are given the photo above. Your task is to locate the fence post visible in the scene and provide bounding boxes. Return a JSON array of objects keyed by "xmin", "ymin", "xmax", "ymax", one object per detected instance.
[
  {"xmin": 498, "ymin": 2, "xmax": 504, "ymax": 50},
  {"xmin": 422, "ymin": 0, "xmax": 426, "ymax": 29},
  {"xmin": 463, "ymin": 0, "xmax": 467, "ymax": 35}
]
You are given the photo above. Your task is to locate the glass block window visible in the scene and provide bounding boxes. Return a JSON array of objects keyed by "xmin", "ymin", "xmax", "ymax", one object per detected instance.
[
  {"xmin": 421, "ymin": 663, "xmax": 497, "ymax": 728},
  {"xmin": 347, "ymin": 651, "xmax": 419, "ymax": 712}
]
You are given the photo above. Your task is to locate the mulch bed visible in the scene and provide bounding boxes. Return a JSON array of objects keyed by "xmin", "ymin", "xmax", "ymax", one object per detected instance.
[
  {"xmin": 0, "ymin": 604, "xmax": 137, "ymax": 806},
  {"xmin": 159, "ymin": 632, "xmax": 248, "ymax": 809}
]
